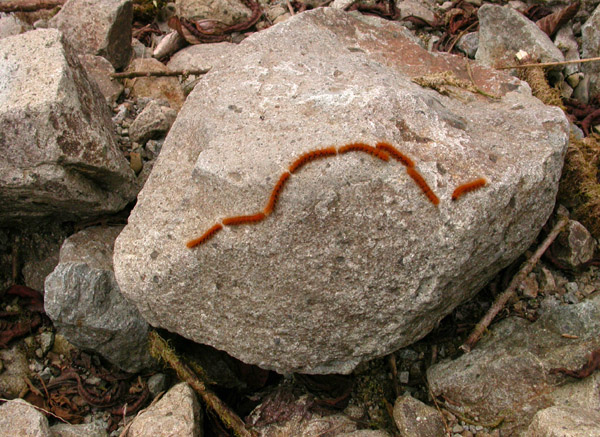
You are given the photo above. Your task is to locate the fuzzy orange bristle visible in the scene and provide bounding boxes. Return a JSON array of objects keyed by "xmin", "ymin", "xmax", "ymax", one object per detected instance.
[
  {"xmin": 288, "ymin": 147, "xmax": 338, "ymax": 173},
  {"xmin": 222, "ymin": 213, "xmax": 266, "ymax": 226},
  {"xmin": 375, "ymin": 142, "xmax": 415, "ymax": 168},
  {"xmin": 451, "ymin": 178, "xmax": 487, "ymax": 201},
  {"xmin": 406, "ymin": 167, "xmax": 439, "ymax": 205},
  {"xmin": 186, "ymin": 223, "xmax": 223, "ymax": 248},
  {"xmin": 264, "ymin": 171, "xmax": 291, "ymax": 215},
  {"xmin": 337, "ymin": 143, "xmax": 390, "ymax": 162}
]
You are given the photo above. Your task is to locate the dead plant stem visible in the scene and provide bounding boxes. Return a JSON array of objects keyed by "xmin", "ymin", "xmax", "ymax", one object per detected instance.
[{"xmin": 460, "ymin": 211, "xmax": 570, "ymax": 352}]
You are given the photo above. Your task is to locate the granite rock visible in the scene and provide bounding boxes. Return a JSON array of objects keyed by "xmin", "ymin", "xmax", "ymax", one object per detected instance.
[
  {"xmin": 48, "ymin": 0, "xmax": 132, "ymax": 70},
  {"xmin": 0, "ymin": 29, "xmax": 135, "ymax": 225},
  {"xmin": 114, "ymin": 8, "xmax": 568, "ymax": 374}
]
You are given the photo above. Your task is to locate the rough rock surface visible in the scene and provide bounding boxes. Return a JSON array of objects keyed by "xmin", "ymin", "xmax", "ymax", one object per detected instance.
[
  {"xmin": 176, "ymin": 0, "xmax": 254, "ymax": 27},
  {"xmin": 0, "ymin": 13, "xmax": 30, "ymax": 39},
  {"xmin": 126, "ymin": 382, "xmax": 202, "ymax": 437},
  {"xmin": 45, "ymin": 226, "xmax": 154, "ymax": 373},
  {"xmin": 0, "ymin": 29, "xmax": 135, "ymax": 225},
  {"xmin": 48, "ymin": 0, "xmax": 132, "ymax": 70},
  {"xmin": 527, "ymin": 405, "xmax": 600, "ymax": 437},
  {"xmin": 114, "ymin": 8, "xmax": 568, "ymax": 374},
  {"xmin": 0, "ymin": 399, "xmax": 51, "ymax": 437},
  {"xmin": 550, "ymin": 219, "xmax": 595, "ymax": 268},
  {"xmin": 50, "ymin": 422, "xmax": 108, "ymax": 437},
  {"xmin": 129, "ymin": 100, "xmax": 177, "ymax": 144},
  {"xmin": 78, "ymin": 54, "xmax": 123, "ymax": 105},
  {"xmin": 125, "ymin": 58, "xmax": 185, "ymax": 110},
  {"xmin": 476, "ymin": 4, "xmax": 565, "ymax": 67},
  {"xmin": 393, "ymin": 395, "xmax": 446, "ymax": 437},
  {"xmin": 581, "ymin": 4, "xmax": 600, "ymax": 97},
  {"xmin": 427, "ymin": 293, "xmax": 600, "ymax": 435},
  {"xmin": 0, "ymin": 345, "xmax": 30, "ymax": 399}
]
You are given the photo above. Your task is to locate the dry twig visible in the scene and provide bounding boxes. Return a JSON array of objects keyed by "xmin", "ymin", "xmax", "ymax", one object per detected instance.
[
  {"xmin": 148, "ymin": 331, "xmax": 253, "ymax": 437},
  {"xmin": 460, "ymin": 208, "xmax": 570, "ymax": 352},
  {"xmin": 111, "ymin": 69, "xmax": 211, "ymax": 80},
  {"xmin": 499, "ymin": 56, "xmax": 600, "ymax": 70}
]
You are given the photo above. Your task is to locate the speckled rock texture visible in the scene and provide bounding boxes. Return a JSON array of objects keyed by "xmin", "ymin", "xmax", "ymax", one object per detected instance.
[
  {"xmin": 114, "ymin": 8, "xmax": 569, "ymax": 374},
  {"xmin": 427, "ymin": 293, "xmax": 600, "ymax": 435},
  {"xmin": 0, "ymin": 29, "xmax": 135, "ymax": 225},
  {"xmin": 45, "ymin": 226, "xmax": 154, "ymax": 373},
  {"xmin": 0, "ymin": 399, "xmax": 51, "ymax": 437},
  {"xmin": 126, "ymin": 383, "xmax": 202, "ymax": 437},
  {"xmin": 528, "ymin": 405, "xmax": 600, "ymax": 437},
  {"xmin": 476, "ymin": 4, "xmax": 564, "ymax": 68},
  {"xmin": 48, "ymin": 0, "xmax": 132, "ymax": 70}
]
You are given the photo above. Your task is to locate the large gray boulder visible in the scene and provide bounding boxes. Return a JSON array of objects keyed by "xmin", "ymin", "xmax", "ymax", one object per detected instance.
[
  {"xmin": 114, "ymin": 8, "xmax": 568, "ymax": 374},
  {"xmin": 0, "ymin": 29, "xmax": 135, "ymax": 225},
  {"xmin": 45, "ymin": 226, "xmax": 154, "ymax": 373}
]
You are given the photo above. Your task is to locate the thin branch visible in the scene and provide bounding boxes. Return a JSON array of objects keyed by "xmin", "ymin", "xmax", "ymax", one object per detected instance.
[
  {"xmin": 111, "ymin": 69, "xmax": 211, "ymax": 80},
  {"xmin": 498, "ymin": 56, "xmax": 600, "ymax": 70},
  {"xmin": 148, "ymin": 331, "xmax": 254, "ymax": 437},
  {"xmin": 0, "ymin": 0, "xmax": 65, "ymax": 12},
  {"xmin": 460, "ymin": 209, "xmax": 570, "ymax": 353}
]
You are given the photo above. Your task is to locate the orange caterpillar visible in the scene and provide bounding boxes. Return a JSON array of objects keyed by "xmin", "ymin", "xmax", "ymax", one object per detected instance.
[
  {"xmin": 375, "ymin": 142, "xmax": 415, "ymax": 168},
  {"xmin": 264, "ymin": 171, "xmax": 291, "ymax": 216},
  {"xmin": 222, "ymin": 213, "xmax": 266, "ymax": 226},
  {"xmin": 186, "ymin": 224, "xmax": 223, "ymax": 248},
  {"xmin": 288, "ymin": 147, "xmax": 338, "ymax": 173},
  {"xmin": 337, "ymin": 143, "xmax": 390, "ymax": 162},
  {"xmin": 406, "ymin": 167, "xmax": 439, "ymax": 206},
  {"xmin": 452, "ymin": 178, "xmax": 487, "ymax": 201},
  {"xmin": 187, "ymin": 141, "xmax": 454, "ymax": 248}
]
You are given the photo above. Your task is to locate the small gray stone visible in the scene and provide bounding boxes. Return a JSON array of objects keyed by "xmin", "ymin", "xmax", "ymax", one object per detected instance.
[
  {"xmin": 393, "ymin": 395, "xmax": 446, "ymax": 437},
  {"xmin": 48, "ymin": 0, "xmax": 133, "ymax": 70},
  {"xmin": 554, "ymin": 26, "xmax": 580, "ymax": 77},
  {"xmin": 581, "ymin": 5, "xmax": 600, "ymax": 99},
  {"xmin": 44, "ymin": 226, "xmax": 154, "ymax": 372},
  {"xmin": 37, "ymin": 331, "xmax": 55, "ymax": 356},
  {"xmin": 0, "ymin": 346, "xmax": 30, "ymax": 399},
  {"xmin": 0, "ymin": 399, "xmax": 51, "ymax": 437},
  {"xmin": 50, "ymin": 421, "xmax": 108, "ymax": 437},
  {"xmin": 129, "ymin": 100, "xmax": 178, "ymax": 144},
  {"xmin": 147, "ymin": 373, "xmax": 169, "ymax": 397},
  {"xmin": 572, "ymin": 74, "xmax": 590, "ymax": 104},
  {"xmin": 126, "ymin": 383, "xmax": 202, "ymax": 437},
  {"xmin": 551, "ymin": 220, "xmax": 596, "ymax": 269},
  {"xmin": 456, "ymin": 31, "xmax": 478, "ymax": 59},
  {"xmin": 476, "ymin": 4, "xmax": 564, "ymax": 68}
]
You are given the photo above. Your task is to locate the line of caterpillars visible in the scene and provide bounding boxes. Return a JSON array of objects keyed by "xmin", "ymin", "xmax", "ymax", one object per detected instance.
[{"xmin": 187, "ymin": 142, "xmax": 487, "ymax": 248}]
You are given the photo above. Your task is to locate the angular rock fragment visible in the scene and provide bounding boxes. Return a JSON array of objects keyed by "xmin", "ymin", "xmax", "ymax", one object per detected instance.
[
  {"xmin": 48, "ymin": 0, "xmax": 133, "ymax": 70},
  {"xmin": 114, "ymin": 8, "xmax": 568, "ymax": 374},
  {"xmin": 581, "ymin": 4, "xmax": 600, "ymax": 98},
  {"xmin": 44, "ymin": 226, "xmax": 154, "ymax": 373},
  {"xmin": 126, "ymin": 383, "xmax": 202, "ymax": 437},
  {"xmin": 0, "ymin": 29, "xmax": 135, "ymax": 225},
  {"xmin": 476, "ymin": 4, "xmax": 565, "ymax": 67}
]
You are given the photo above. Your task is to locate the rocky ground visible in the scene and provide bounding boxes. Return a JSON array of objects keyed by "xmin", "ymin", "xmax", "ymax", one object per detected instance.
[{"xmin": 1, "ymin": 0, "xmax": 600, "ymax": 436}]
